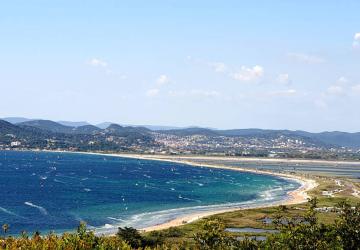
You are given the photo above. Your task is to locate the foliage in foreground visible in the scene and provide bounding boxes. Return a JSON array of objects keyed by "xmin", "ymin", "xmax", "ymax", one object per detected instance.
[
  {"xmin": 1, "ymin": 198, "xmax": 359, "ymax": 249},
  {"xmin": 194, "ymin": 198, "xmax": 360, "ymax": 250}
]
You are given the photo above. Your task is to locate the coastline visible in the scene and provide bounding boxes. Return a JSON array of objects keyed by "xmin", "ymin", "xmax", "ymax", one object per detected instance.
[
  {"xmin": 53, "ymin": 151, "xmax": 318, "ymax": 233},
  {"xmin": 111, "ymin": 154, "xmax": 318, "ymax": 232},
  {"xmin": 13, "ymin": 149, "xmax": 321, "ymax": 233}
]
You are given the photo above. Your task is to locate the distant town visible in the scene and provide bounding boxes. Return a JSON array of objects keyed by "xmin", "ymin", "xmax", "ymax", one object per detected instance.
[{"xmin": 1, "ymin": 118, "xmax": 360, "ymax": 160}]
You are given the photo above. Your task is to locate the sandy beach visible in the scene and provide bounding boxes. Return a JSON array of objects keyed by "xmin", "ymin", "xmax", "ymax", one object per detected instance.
[{"xmin": 61, "ymin": 151, "xmax": 318, "ymax": 233}]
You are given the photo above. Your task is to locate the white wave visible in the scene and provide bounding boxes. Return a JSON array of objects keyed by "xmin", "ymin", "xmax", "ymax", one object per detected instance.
[
  {"xmin": 0, "ymin": 206, "xmax": 25, "ymax": 218},
  {"xmin": 128, "ymin": 194, "xmax": 283, "ymax": 226},
  {"xmin": 102, "ymin": 224, "xmax": 114, "ymax": 229},
  {"xmin": 24, "ymin": 202, "xmax": 48, "ymax": 215},
  {"xmin": 53, "ymin": 179, "xmax": 67, "ymax": 184},
  {"xmin": 260, "ymin": 187, "xmax": 284, "ymax": 201},
  {"xmin": 55, "ymin": 174, "xmax": 80, "ymax": 180},
  {"xmin": 95, "ymin": 199, "xmax": 268, "ymax": 235},
  {"xmin": 84, "ymin": 188, "xmax": 91, "ymax": 192},
  {"xmin": 107, "ymin": 217, "xmax": 126, "ymax": 222},
  {"xmin": 94, "ymin": 175, "xmax": 108, "ymax": 179},
  {"xmin": 180, "ymin": 197, "xmax": 202, "ymax": 203},
  {"xmin": 260, "ymin": 191, "xmax": 273, "ymax": 200}
]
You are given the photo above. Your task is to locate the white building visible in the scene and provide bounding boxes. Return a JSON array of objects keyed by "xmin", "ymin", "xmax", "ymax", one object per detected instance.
[{"xmin": 11, "ymin": 141, "xmax": 21, "ymax": 147}]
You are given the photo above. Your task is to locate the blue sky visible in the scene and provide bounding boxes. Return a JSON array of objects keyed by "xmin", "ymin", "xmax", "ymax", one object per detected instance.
[{"xmin": 1, "ymin": 1, "xmax": 360, "ymax": 132}]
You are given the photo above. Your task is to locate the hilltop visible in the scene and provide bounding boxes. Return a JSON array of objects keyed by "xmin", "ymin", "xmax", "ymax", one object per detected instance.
[{"xmin": 1, "ymin": 118, "xmax": 360, "ymax": 159}]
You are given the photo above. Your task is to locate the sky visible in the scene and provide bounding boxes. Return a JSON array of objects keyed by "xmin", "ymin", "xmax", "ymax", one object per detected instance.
[{"xmin": 0, "ymin": 1, "xmax": 360, "ymax": 132}]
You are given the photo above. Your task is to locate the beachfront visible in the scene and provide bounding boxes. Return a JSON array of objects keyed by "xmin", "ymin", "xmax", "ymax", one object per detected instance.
[{"xmin": 61, "ymin": 151, "xmax": 318, "ymax": 233}]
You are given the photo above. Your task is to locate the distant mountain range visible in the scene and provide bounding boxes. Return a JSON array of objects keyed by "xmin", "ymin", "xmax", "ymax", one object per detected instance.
[
  {"xmin": 13, "ymin": 120, "xmax": 153, "ymax": 141},
  {"xmin": 159, "ymin": 127, "xmax": 360, "ymax": 148},
  {"xmin": 0, "ymin": 118, "xmax": 155, "ymax": 151},
  {"xmin": 2, "ymin": 117, "xmax": 182, "ymax": 131},
  {"xmin": 3, "ymin": 117, "xmax": 34, "ymax": 124},
  {"xmin": 1, "ymin": 117, "xmax": 360, "ymax": 150},
  {"xmin": 57, "ymin": 121, "xmax": 92, "ymax": 127}
]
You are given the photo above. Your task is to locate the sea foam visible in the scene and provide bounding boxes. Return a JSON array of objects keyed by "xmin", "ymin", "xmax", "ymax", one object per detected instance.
[
  {"xmin": 0, "ymin": 206, "xmax": 25, "ymax": 218},
  {"xmin": 24, "ymin": 202, "xmax": 48, "ymax": 215}
]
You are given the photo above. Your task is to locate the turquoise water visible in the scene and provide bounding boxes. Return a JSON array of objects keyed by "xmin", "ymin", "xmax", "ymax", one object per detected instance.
[{"xmin": 0, "ymin": 151, "xmax": 300, "ymax": 235}]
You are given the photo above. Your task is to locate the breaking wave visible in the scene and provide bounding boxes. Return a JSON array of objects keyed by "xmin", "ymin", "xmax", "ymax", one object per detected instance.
[{"xmin": 24, "ymin": 202, "xmax": 48, "ymax": 216}]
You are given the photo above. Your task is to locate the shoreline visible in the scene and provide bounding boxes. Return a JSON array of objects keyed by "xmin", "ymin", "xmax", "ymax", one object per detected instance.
[
  {"xmin": 109, "ymin": 154, "xmax": 318, "ymax": 232},
  {"xmin": 9, "ymin": 149, "xmax": 320, "ymax": 233},
  {"xmin": 53, "ymin": 151, "xmax": 318, "ymax": 233},
  {"xmin": 27, "ymin": 149, "xmax": 360, "ymax": 166}
]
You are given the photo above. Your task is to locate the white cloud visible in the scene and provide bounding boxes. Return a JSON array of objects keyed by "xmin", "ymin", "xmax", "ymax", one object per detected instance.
[
  {"xmin": 201, "ymin": 59, "xmax": 268, "ymax": 83},
  {"xmin": 288, "ymin": 53, "xmax": 325, "ymax": 64},
  {"xmin": 145, "ymin": 75, "xmax": 171, "ymax": 97},
  {"xmin": 231, "ymin": 65, "xmax": 264, "ymax": 82},
  {"xmin": 87, "ymin": 58, "xmax": 128, "ymax": 79},
  {"xmin": 276, "ymin": 73, "xmax": 291, "ymax": 85},
  {"xmin": 88, "ymin": 58, "xmax": 108, "ymax": 67},
  {"xmin": 156, "ymin": 75, "xmax": 170, "ymax": 86},
  {"xmin": 326, "ymin": 77, "xmax": 348, "ymax": 96},
  {"xmin": 267, "ymin": 89, "xmax": 297, "ymax": 97},
  {"xmin": 209, "ymin": 62, "xmax": 227, "ymax": 73},
  {"xmin": 315, "ymin": 77, "xmax": 360, "ymax": 109},
  {"xmin": 353, "ymin": 32, "xmax": 360, "ymax": 49},
  {"xmin": 327, "ymin": 85, "xmax": 345, "ymax": 95},
  {"xmin": 146, "ymin": 88, "xmax": 160, "ymax": 97},
  {"xmin": 337, "ymin": 76, "xmax": 348, "ymax": 84}
]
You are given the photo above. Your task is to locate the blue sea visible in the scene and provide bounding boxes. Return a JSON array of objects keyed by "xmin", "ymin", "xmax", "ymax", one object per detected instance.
[{"xmin": 0, "ymin": 151, "xmax": 300, "ymax": 235}]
